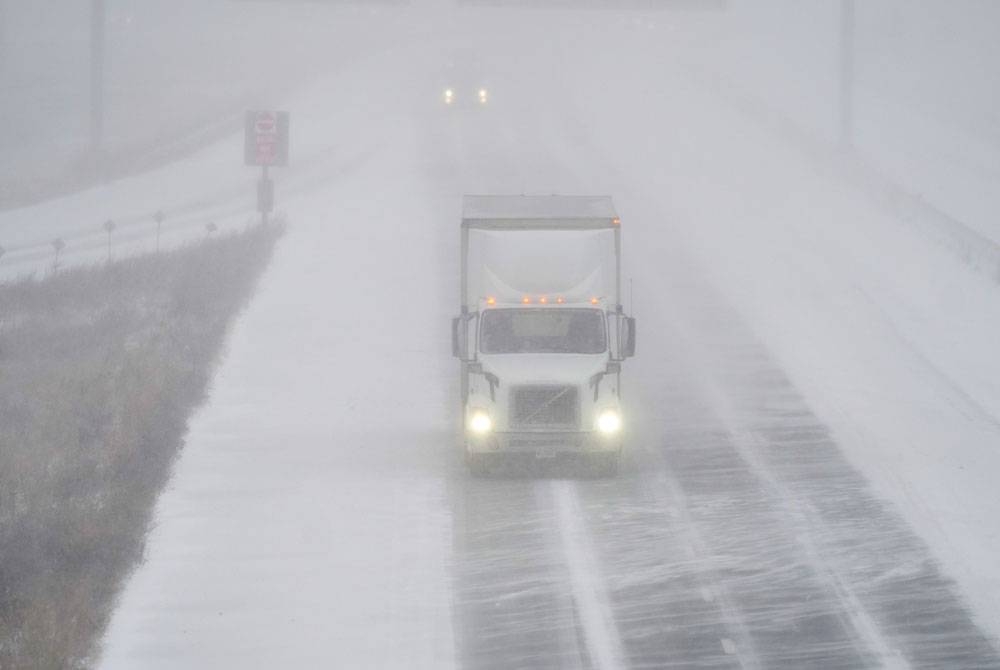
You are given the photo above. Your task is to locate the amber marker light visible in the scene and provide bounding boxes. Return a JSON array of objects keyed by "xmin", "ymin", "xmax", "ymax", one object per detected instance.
[
  {"xmin": 539, "ymin": 296, "xmax": 548, "ymax": 304},
  {"xmin": 612, "ymin": 217, "xmax": 621, "ymax": 226},
  {"xmin": 556, "ymin": 297, "xmax": 565, "ymax": 304},
  {"xmin": 485, "ymin": 296, "xmax": 496, "ymax": 305},
  {"xmin": 590, "ymin": 297, "xmax": 600, "ymax": 305},
  {"xmin": 522, "ymin": 296, "xmax": 531, "ymax": 304}
]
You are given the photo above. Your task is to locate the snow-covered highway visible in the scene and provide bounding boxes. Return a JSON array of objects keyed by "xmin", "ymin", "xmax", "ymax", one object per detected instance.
[{"xmin": 5, "ymin": 5, "xmax": 993, "ymax": 668}]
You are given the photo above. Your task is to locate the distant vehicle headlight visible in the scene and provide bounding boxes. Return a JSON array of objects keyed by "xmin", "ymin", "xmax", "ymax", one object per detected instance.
[
  {"xmin": 444, "ymin": 88, "xmax": 455, "ymax": 105},
  {"xmin": 478, "ymin": 88, "xmax": 488, "ymax": 104},
  {"xmin": 468, "ymin": 410, "xmax": 493, "ymax": 434},
  {"xmin": 596, "ymin": 410, "xmax": 622, "ymax": 434}
]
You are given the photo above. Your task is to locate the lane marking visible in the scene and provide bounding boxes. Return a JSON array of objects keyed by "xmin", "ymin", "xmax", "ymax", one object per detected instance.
[
  {"xmin": 552, "ymin": 481, "xmax": 627, "ymax": 670},
  {"xmin": 646, "ymin": 469, "xmax": 764, "ymax": 670},
  {"xmin": 721, "ymin": 638, "xmax": 737, "ymax": 655}
]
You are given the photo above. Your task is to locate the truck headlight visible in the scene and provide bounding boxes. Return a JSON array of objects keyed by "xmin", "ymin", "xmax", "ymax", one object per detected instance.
[
  {"xmin": 468, "ymin": 410, "xmax": 493, "ymax": 434},
  {"xmin": 597, "ymin": 410, "xmax": 622, "ymax": 434}
]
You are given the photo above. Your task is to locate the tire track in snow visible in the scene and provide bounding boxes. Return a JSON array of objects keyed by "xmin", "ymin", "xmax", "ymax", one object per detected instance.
[
  {"xmin": 552, "ymin": 480, "xmax": 627, "ymax": 670},
  {"xmin": 653, "ymin": 249, "xmax": 1000, "ymax": 668}
]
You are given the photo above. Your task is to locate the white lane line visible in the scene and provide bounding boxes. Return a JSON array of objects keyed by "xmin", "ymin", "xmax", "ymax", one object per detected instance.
[
  {"xmin": 721, "ymin": 638, "xmax": 737, "ymax": 655},
  {"xmin": 551, "ymin": 481, "xmax": 627, "ymax": 670},
  {"xmin": 645, "ymin": 469, "xmax": 764, "ymax": 670}
]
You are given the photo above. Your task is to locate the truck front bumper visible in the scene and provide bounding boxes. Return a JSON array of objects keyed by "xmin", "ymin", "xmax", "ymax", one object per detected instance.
[{"xmin": 466, "ymin": 431, "xmax": 620, "ymax": 456}]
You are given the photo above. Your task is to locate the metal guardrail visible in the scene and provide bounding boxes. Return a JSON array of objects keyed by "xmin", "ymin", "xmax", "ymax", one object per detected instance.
[{"xmin": 682, "ymin": 61, "xmax": 1000, "ymax": 286}]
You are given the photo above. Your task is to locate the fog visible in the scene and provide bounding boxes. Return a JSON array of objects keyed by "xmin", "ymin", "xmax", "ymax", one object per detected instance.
[{"xmin": 1, "ymin": 1, "xmax": 999, "ymax": 668}]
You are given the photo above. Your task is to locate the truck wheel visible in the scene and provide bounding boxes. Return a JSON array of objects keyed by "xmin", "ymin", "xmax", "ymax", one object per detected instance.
[{"xmin": 588, "ymin": 453, "xmax": 620, "ymax": 478}]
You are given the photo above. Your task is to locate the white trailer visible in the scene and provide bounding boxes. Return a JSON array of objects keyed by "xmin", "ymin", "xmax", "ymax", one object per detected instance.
[{"xmin": 452, "ymin": 195, "xmax": 636, "ymax": 476}]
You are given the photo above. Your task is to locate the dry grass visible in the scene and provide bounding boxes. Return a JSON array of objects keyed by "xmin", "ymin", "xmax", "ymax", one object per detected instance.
[{"xmin": 0, "ymin": 224, "xmax": 283, "ymax": 668}]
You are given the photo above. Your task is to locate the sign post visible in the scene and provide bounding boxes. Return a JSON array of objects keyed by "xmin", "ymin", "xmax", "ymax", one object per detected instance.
[{"xmin": 245, "ymin": 110, "xmax": 290, "ymax": 224}]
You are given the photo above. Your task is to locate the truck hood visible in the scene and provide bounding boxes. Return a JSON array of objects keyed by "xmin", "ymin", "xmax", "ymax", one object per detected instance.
[{"xmin": 479, "ymin": 354, "xmax": 609, "ymax": 385}]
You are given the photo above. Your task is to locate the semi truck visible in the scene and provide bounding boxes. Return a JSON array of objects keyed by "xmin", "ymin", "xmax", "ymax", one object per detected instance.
[{"xmin": 452, "ymin": 195, "xmax": 636, "ymax": 476}]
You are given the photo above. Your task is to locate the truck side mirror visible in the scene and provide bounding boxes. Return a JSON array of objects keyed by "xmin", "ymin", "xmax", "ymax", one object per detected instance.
[
  {"xmin": 622, "ymin": 317, "xmax": 636, "ymax": 358},
  {"xmin": 452, "ymin": 315, "xmax": 477, "ymax": 361}
]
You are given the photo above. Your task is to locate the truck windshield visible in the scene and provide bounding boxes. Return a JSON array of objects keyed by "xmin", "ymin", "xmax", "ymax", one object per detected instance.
[{"xmin": 480, "ymin": 308, "xmax": 606, "ymax": 354}]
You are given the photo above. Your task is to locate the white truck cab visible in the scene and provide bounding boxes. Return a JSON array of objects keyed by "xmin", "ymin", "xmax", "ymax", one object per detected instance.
[{"xmin": 452, "ymin": 195, "xmax": 636, "ymax": 476}]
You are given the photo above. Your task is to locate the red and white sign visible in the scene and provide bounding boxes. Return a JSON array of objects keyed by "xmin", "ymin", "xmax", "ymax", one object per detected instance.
[{"xmin": 245, "ymin": 110, "xmax": 290, "ymax": 167}]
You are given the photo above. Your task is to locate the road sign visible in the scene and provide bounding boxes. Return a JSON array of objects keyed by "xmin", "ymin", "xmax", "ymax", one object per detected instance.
[{"xmin": 245, "ymin": 110, "xmax": 290, "ymax": 167}]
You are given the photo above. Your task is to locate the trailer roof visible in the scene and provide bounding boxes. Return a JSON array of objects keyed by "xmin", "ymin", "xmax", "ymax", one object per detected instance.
[{"xmin": 462, "ymin": 195, "xmax": 618, "ymax": 230}]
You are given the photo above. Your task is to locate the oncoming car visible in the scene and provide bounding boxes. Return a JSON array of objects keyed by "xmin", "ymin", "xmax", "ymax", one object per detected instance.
[
  {"xmin": 442, "ymin": 85, "xmax": 489, "ymax": 107},
  {"xmin": 440, "ymin": 49, "xmax": 491, "ymax": 109}
]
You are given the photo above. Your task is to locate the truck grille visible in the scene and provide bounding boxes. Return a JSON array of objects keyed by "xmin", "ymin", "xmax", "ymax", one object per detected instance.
[{"xmin": 510, "ymin": 385, "xmax": 579, "ymax": 429}]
